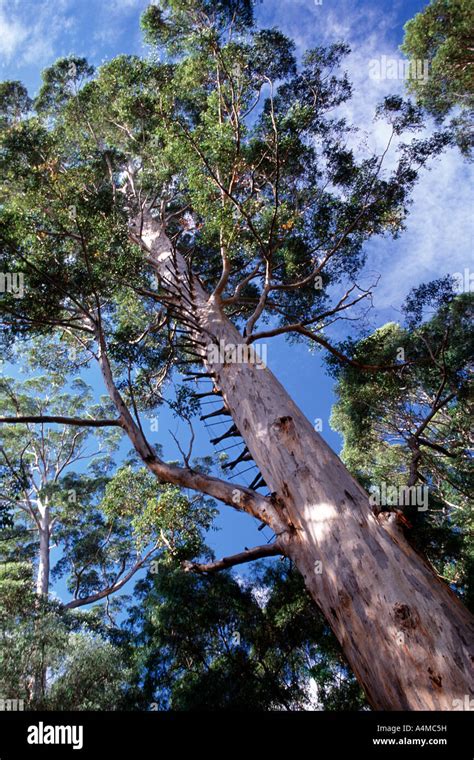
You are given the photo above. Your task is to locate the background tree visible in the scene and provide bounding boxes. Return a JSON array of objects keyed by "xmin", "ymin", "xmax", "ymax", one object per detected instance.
[
  {"xmin": 0, "ymin": 356, "xmax": 120, "ymax": 600},
  {"xmin": 0, "ymin": 560, "xmax": 132, "ymax": 710},
  {"xmin": 402, "ymin": 0, "xmax": 474, "ymax": 155},
  {"xmin": 0, "ymin": 347, "xmax": 215, "ymax": 608},
  {"xmin": 123, "ymin": 557, "xmax": 366, "ymax": 710},
  {"xmin": 330, "ymin": 285, "xmax": 473, "ymax": 610},
  {"xmin": 0, "ymin": 346, "xmax": 215, "ymax": 705},
  {"xmin": 0, "ymin": 0, "xmax": 472, "ymax": 709}
]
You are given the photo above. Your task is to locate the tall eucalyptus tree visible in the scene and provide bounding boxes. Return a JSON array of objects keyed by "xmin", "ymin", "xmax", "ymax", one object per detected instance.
[{"xmin": 1, "ymin": 0, "xmax": 472, "ymax": 709}]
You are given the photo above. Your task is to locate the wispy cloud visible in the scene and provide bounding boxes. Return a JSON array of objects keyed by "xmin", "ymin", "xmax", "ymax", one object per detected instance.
[
  {"xmin": 367, "ymin": 149, "xmax": 473, "ymax": 316},
  {"xmin": 110, "ymin": 0, "xmax": 146, "ymax": 8},
  {"xmin": 0, "ymin": 4, "xmax": 28, "ymax": 62},
  {"xmin": 89, "ymin": 0, "xmax": 149, "ymax": 57},
  {"xmin": 0, "ymin": 0, "xmax": 75, "ymax": 70},
  {"xmin": 259, "ymin": 0, "xmax": 473, "ymax": 322}
]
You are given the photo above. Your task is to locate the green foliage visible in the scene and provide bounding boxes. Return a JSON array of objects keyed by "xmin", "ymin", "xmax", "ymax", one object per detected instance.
[
  {"xmin": 141, "ymin": 0, "xmax": 254, "ymax": 53},
  {"xmin": 402, "ymin": 0, "xmax": 473, "ymax": 154},
  {"xmin": 0, "ymin": 563, "xmax": 130, "ymax": 710},
  {"xmin": 102, "ymin": 465, "xmax": 216, "ymax": 556},
  {"xmin": 0, "ymin": 560, "xmax": 35, "ymax": 622},
  {"xmin": 35, "ymin": 57, "xmax": 95, "ymax": 118},
  {"xmin": 0, "ymin": 1, "xmax": 451, "ymax": 371},
  {"xmin": 0, "ymin": 563, "xmax": 67, "ymax": 706},
  {"xmin": 0, "ymin": 81, "xmax": 32, "ymax": 129},
  {"xmin": 330, "ymin": 290, "xmax": 474, "ymax": 609},
  {"xmin": 46, "ymin": 633, "xmax": 132, "ymax": 710},
  {"xmin": 124, "ymin": 558, "xmax": 366, "ymax": 710}
]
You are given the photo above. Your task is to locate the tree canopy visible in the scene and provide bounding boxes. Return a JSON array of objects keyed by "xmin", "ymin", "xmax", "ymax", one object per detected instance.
[
  {"xmin": 401, "ymin": 0, "xmax": 473, "ymax": 155},
  {"xmin": 331, "ymin": 287, "xmax": 473, "ymax": 610}
]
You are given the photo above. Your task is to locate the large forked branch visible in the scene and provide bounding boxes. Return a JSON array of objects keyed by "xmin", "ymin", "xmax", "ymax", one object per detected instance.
[
  {"xmin": 0, "ymin": 415, "xmax": 123, "ymax": 428},
  {"xmin": 93, "ymin": 311, "xmax": 287, "ymax": 536},
  {"xmin": 244, "ymin": 283, "xmax": 372, "ymax": 345},
  {"xmin": 407, "ymin": 386, "xmax": 457, "ymax": 486},
  {"xmin": 182, "ymin": 541, "xmax": 284, "ymax": 574},
  {"xmin": 247, "ymin": 324, "xmax": 415, "ymax": 373},
  {"xmin": 63, "ymin": 545, "xmax": 158, "ymax": 610}
]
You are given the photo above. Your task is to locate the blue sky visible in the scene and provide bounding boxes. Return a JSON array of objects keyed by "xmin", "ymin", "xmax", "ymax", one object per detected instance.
[{"xmin": 1, "ymin": 0, "xmax": 472, "ymax": 594}]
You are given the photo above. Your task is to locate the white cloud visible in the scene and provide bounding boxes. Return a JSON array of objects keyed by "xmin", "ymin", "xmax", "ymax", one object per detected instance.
[
  {"xmin": 108, "ymin": 0, "xmax": 148, "ymax": 15},
  {"xmin": 368, "ymin": 149, "xmax": 474, "ymax": 313},
  {"xmin": 260, "ymin": 0, "xmax": 473, "ymax": 324},
  {"xmin": 0, "ymin": 7, "xmax": 27, "ymax": 61},
  {"xmin": 0, "ymin": 0, "xmax": 75, "ymax": 70},
  {"xmin": 21, "ymin": 34, "xmax": 55, "ymax": 67},
  {"xmin": 112, "ymin": 0, "xmax": 144, "ymax": 7},
  {"xmin": 91, "ymin": 0, "xmax": 148, "ymax": 49}
]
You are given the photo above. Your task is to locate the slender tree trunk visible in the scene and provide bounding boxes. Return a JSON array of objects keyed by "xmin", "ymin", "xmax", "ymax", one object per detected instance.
[
  {"xmin": 139, "ymin": 214, "xmax": 474, "ymax": 710},
  {"xmin": 32, "ymin": 499, "xmax": 50, "ymax": 704},
  {"xmin": 36, "ymin": 500, "xmax": 50, "ymax": 598}
]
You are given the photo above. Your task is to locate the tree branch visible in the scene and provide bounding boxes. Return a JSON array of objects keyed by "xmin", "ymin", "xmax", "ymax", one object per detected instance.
[
  {"xmin": 63, "ymin": 546, "xmax": 158, "ymax": 610},
  {"xmin": 246, "ymin": 323, "xmax": 415, "ymax": 373},
  {"xmin": 182, "ymin": 541, "xmax": 284, "ymax": 574},
  {"xmin": 417, "ymin": 436, "xmax": 456, "ymax": 458},
  {"xmin": 0, "ymin": 416, "xmax": 124, "ymax": 428},
  {"xmin": 92, "ymin": 302, "xmax": 288, "ymax": 536}
]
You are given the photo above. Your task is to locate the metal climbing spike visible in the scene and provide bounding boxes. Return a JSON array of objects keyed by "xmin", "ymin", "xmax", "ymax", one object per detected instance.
[
  {"xmin": 200, "ymin": 406, "xmax": 232, "ymax": 421},
  {"xmin": 183, "ymin": 371, "xmax": 216, "ymax": 381},
  {"xmin": 210, "ymin": 424, "xmax": 240, "ymax": 445},
  {"xmin": 249, "ymin": 474, "xmax": 267, "ymax": 490},
  {"xmin": 181, "ymin": 349, "xmax": 205, "ymax": 360},
  {"xmin": 176, "ymin": 334, "xmax": 208, "ymax": 348},
  {"xmin": 222, "ymin": 447, "xmax": 252, "ymax": 470},
  {"xmin": 193, "ymin": 389, "xmax": 223, "ymax": 399}
]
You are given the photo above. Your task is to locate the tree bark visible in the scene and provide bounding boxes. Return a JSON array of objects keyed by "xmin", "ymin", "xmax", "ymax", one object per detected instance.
[
  {"xmin": 31, "ymin": 498, "xmax": 50, "ymax": 704},
  {"xmin": 138, "ymin": 212, "xmax": 474, "ymax": 710},
  {"xmin": 36, "ymin": 499, "xmax": 50, "ymax": 598}
]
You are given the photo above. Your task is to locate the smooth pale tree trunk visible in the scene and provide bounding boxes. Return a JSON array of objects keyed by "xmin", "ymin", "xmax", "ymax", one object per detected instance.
[
  {"xmin": 30, "ymin": 498, "xmax": 50, "ymax": 703},
  {"xmin": 36, "ymin": 498, "xmax": 50, "ymax": 598},
  {"xmin": 140, "ymin": 214, "xmax": 474, "ymax": 710}
]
